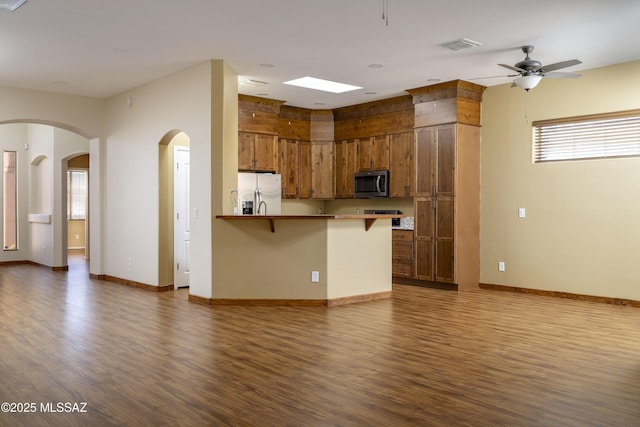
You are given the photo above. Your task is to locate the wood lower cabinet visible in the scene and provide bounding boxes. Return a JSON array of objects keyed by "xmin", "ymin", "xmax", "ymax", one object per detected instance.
[
  {"xmin": 238, "ymin": 132, "xmax": 278, "ymax": 172},
  {"xmin": 392, "ymin": 230, "xmax": 414, "ymax": 278},
  {"xmin": 334, "ymin": 139, "xmax": 358, "ymax": 198},
  {"xmin": 414, "ymin": 197, "xmax": 454, "ymax": 283}
]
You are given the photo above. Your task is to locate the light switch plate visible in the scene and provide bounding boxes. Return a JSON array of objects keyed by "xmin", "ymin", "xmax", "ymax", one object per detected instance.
[
  {"xmin": 311, "ymin": 271, "xmax": 320, "ymax": 283},
  {"xmin": 518, "ymin": 208, "xmax": 526, "ymax": 218}
]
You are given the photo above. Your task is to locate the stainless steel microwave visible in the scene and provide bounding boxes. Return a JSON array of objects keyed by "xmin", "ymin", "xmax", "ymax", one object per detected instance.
[{"xmin": 354, "ymin": 170, "xmax": 389, "ymax": 198}]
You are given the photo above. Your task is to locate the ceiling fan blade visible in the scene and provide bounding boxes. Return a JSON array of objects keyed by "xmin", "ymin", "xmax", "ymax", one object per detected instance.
[
  {"xmin": 499, "ymin": 63, "xmax": 525, "ymax": 73},
  {"xmin": 468, "ymin": 74, "xmax": 513, "ymax": 80},
  {"xmin": 543, "ymin": 71, "xmax": 582, "ymax": 79},
  {"xmin": 541, "ymin": 59, "xmax": 582, "ymax": 72}
]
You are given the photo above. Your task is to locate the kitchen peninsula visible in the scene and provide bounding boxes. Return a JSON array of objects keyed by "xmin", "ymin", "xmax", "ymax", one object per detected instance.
[{"xmin": 209, "ymin": 214, "xmax": 400, "ymax": 306}]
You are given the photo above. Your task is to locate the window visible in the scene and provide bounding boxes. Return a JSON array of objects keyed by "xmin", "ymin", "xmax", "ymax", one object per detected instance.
[
  {"xmin": 3, "ymin": 151, "xmax": 17, "ymax": 250},
  {"xmin": 533, "ymin": 110, "xmax": 640, "ymax": 163},
  {"xmin": 67, "ymin": 170, "xmax": 87, "ymax": 220}
]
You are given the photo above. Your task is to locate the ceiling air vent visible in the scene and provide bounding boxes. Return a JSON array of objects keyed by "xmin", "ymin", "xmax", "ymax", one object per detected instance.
[
  {"xmin": 439, "ymin": 38, "xmax": 482, "ymax": 51},
  {"xmin": 0, "ymin": 0, "xmax": 27, "ymax": 12},
  {"xmin": 239, "ymin": 79, "xmax": 268, "ymax": 87}
]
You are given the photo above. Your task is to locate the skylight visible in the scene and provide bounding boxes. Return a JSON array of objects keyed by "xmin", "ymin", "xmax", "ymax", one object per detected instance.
[
  {"xmin": 283, "ymin": 76, "xmax": 362, "ymax": 94},
  {"xmin": 0, "ymin": 0, "xmax": 26, "ymax": 12}
]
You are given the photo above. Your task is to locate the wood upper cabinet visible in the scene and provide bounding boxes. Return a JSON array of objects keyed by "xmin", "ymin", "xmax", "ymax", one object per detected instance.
[
  {"xmin": 389, "ymin": 132, "xmax": 415, "ymax": 197},
  {"xmin": 357, "ymin": 135, "xmax": 389, "ymax": 171},
  {"xmin": 279, "ymin": 138, "xmax": 299, "ymax": 198},
  {"xmin": 298, "ymin": 141, "xmax": 312, "ymax": 199},
  {"xmin": 415, "ymin": 125, "xmax": 455, "ymax": 197},
  {"xmin": 238, "ymin": 132, "xmax": 278, "ymax": 172},
  {"xmin": 311, "ymin": 141, "xmax": 335, "ymax": 199},
  {"xmin": 334, "ymin": 139, "xmax": 358, "ymax": 199}
]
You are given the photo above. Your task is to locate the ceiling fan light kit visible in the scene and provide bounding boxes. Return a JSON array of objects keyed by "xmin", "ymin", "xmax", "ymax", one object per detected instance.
[{"xmin": 514, "ymin": 74, "xmax": 542, "ymax": 91}]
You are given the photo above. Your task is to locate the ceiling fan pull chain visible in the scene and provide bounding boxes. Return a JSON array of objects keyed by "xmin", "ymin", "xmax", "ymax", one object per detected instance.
[
  {"xmin": 524, "ymin": 90, "xmax": 530, "ymax": 124},
  {"xmin": 382, "ymin": 0, "xmax": 389, "ymax": 26}
]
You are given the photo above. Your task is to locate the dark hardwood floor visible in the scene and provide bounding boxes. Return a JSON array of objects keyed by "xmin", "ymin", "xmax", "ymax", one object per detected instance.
[{"xmin": 1, "ymin": 256, "xmax": 640, "ymax": 426}]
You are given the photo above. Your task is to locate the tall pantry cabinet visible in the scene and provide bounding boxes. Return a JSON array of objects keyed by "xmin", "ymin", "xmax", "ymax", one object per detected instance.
[{"xmin": 407, "ymin": 81, "xmax": 484, "ymax": 290}]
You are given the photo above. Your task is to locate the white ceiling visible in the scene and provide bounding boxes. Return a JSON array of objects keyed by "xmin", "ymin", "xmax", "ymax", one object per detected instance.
[{"xmin": 1, "ymin": 0, "xmax": 639, "ymax": 109}]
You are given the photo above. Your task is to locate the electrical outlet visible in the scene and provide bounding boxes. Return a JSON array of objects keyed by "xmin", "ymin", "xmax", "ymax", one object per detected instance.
[
  {"xmin": 311, "ymin": 271, "xmax": 320, "ymax": 283},
  {"xmin": 498, "ymin": 261, "xmax": 505, "ymax": 272}
]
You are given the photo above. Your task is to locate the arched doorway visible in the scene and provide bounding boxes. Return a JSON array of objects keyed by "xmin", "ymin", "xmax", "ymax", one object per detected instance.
[{"xmin": 158, "ymin": 130, "xmax": 191, "ymax": 290}]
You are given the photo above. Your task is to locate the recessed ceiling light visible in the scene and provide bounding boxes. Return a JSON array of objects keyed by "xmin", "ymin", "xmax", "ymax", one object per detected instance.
[
  {"xmin": 283, "ymin": 76, "xmax": 362, "ymax": 94},
  {"xmin": 368, "ymin": 64, "xmax": 383, "ymax": 69},
  {"xmin": 427, "ymin": 79, "xmax": 441, "ymax": 83},
  {"xmin": 260, "ymin": 63, "xmax": 275, "ymax": 68},
  {"xmin": 0, "ymin": 0, "xmax": 26, "ymax": 12},
  {"xmin": 439, "ymin": 38, "xmax": 482, "ymax": 51},
  {"xmin": 113, "ymin": 48, "xmax": 130, "ymax": 54},
  {"xmin": 365, "ymin": 91, "xmax": 377, "ymax": 95},
  {"xmin": 52, "ymin": 81, "xmax": 68, "ymax": 86}
]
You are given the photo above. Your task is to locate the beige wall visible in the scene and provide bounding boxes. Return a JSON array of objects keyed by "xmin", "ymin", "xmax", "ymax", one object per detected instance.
[
  {"xmin": 212, "ymin": 218, "xmax": 392, "ymax": 301},
  {"xmin": 480, "ymin": 60, "xmax": 640, "ymax": 300},
  {"xmin": 68, "ymin": 220, "xmax": 85, "ymax": 249}
]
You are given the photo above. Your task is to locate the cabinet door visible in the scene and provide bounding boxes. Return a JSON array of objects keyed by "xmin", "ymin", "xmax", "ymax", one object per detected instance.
[
  {"xmin": 434, "ymin": 198, "xmax": 455, "ymax": 283},
  {"xmin": 254, "ymin": 134, "xmax": 278, "ymax": 172},
  {"xmin": 357, "ymin": 137, "xmax": 373, "ymax": 171},
  {"xmin": 298, "ymin": 141, "xmax": 312, "ymax": 199},
  {"xmin": 358, "ymin": 135, "xmax": 390, "ymax": 171},
  {"xmin": 415, "ymin": 128, "xmax": 435, "ymax": 196},
  {"xmin": 334, "ymin": 140, "xmax": 347, "ymax": 198},
  {"xmin": 435, "ymin": 125, "xmax": 455, "ymax": 197},
  {"xmin": 414, "ymin": 196, "xmax": 455, "ymax": 283},
  {"xmin": 238, "ymin": 132, "xmax": 255, "ymax": 171},
  {"xmin": 344, "ymin": 139, "xmax": 358, "ymax": 197},
  {"xmin": 371, "ymin": 135, "xmax": 390, "ymax": 171},
  {"xmin": 414, "ymin": 197, "xmax": 434, "ymax": 280},
  {"xmin": 334, "ymin": 139, "xmax": 357, "ymax": 198},
  {"xmin": 279, "ymin": 139, "xmax": 299, "ymax": 198},
  {"xmin": 415, "ymin": 125, "xmax": 456, "ymax": 197},
  {"xmin": 311, "ymin": 141, "xmax": 334, "ymax": 199},
  {"xmin": 389, "ymin": 132, "xmax": 415, "ymax": 197}
]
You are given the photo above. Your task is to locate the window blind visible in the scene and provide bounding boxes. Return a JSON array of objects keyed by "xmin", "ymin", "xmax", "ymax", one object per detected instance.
[{"xmin": 533, "ymin": 110, "xmax": 640, "ymax": 163}]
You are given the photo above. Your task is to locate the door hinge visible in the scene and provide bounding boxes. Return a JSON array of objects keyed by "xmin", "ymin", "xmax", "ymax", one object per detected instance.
[
  {"xmin": 177, "ymin": 262, "xmax": 180, "ymax": 270},
  {"xmin": 176, "ymin": 162, "xmax": 179, "ymax": 170},
  {"xmin": 177, "ymin": 212, "xmax": 179, "ymax": 220}
]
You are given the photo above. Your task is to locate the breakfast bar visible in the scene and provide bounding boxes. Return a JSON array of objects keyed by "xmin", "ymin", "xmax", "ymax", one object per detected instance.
[{"xmin": 211, "ymin": 214, "xmax": 400, "ymax": 306}]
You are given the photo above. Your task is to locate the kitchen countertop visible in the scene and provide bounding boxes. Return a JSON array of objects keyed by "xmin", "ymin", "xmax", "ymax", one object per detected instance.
[{"xmin": 216, "ymin": 214, "xmax": 403, "ymax": 233}]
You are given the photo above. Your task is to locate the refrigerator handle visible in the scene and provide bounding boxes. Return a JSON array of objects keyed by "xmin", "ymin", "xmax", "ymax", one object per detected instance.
[{"xmin": 256, "ymin": 189, "xmax": 265, "ymax": 215}]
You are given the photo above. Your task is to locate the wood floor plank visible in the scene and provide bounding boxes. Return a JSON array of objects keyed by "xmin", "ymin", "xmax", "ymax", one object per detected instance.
[{"xmin": 1, "ymin": 257, "xmax": 640, "ymax": 426}]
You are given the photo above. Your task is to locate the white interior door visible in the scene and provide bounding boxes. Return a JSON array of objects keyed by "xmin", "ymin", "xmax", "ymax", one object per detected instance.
[{"xmin": 174, "ymin": 146, "xmax": 190, "ymax": 288}]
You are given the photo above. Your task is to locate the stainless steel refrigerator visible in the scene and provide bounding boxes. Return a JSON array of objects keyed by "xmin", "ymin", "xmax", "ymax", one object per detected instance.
[{"xmin": 237, "ymin": 172, "xmax": 282, "ymax": 215}]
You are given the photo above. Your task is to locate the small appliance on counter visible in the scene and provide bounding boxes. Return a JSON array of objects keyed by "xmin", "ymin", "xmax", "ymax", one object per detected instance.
[
  {"xmin": 237, "ymin": 172, "xmax": 282, "ymax": 215},
  {"xmin": 364, "ymin": 209, "xmax": 414, "ymax": 230}
]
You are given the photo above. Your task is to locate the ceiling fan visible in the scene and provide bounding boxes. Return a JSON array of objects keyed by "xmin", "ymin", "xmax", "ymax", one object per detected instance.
[{"xmin": 499, "ymin": 45, "xmax": 582, "ymax": 91}]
